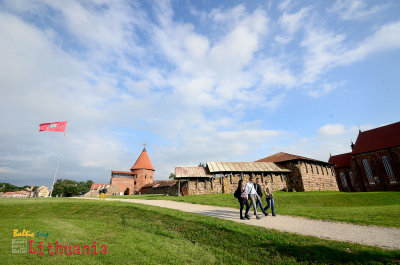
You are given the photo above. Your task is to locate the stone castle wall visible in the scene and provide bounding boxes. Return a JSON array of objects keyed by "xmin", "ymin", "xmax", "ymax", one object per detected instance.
[
  {"xmin": 180, "ymin": 172, "xmax": 289, "ymax": 196},
  {"xmin": 283, "ymin": 161, "xmax": 339, "ymax": 191}
]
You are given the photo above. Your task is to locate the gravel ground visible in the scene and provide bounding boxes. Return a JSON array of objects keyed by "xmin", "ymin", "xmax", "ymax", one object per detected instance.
[{"xmin": 79, "ymin": 197, "xmax": 400, "ymax": 250}]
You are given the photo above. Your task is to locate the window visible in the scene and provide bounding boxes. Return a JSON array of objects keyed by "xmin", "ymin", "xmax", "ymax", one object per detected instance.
[
  {"xmin": 326, "ymin": 166, "xmax": 329, "ymax": 175},
  {"xmin": 271, "ymin": 174, "xmax": 274, "ymax": 183},
  {"xmin": 321, "ymin": 166, "xmax": 324, "ymax": 175},
  {"xmin": 230, "ymin": 174, "xmax": 233, "ymax": 184},
  {"xmin": 339, "ymin": 172, "xmax": 348, "ymax": 188},
  {"xmin": 382, "ymin": 156, "xmax": 396, "ymax": 183},
  {"xmin": 204, "ymin": 180, "xmax": 207, "ymax": 189},
  {"xmin": 305, "ymin": 162, "xmax": 308, "ymax": 173},
  {"xmin": 311, "ymin": 164, "xmax": 314, "ymax": 174},
  {"xmin": 280, "ymin": 174, "xmax": 283, "ymax": 182},
  {"xmin": 316, "ymin": 164, "xmax": 319, "ymax": 174},
  {"xmin": 211, "ymin": 178, "xmax": 214, "ymax": 189},
  {"xmin": 331, "ymin": 167, "xmax": 335, "ymax": 175},
  {"xmin": 362, "ymin": 159, "xmax": 375, "ymax": 184},
  {"xmin": 196, "ymin": 179, "xmax": 198, "ymax": 189},
  {"xmin": 349, "ymin": 171, "xmax": 356, "ymax": 188}
]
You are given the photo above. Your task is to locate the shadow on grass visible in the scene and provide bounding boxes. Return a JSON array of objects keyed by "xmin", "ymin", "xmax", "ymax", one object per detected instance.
[{"xmin": 271, "ymin": 241, "xmax": 399, "ymax": 264}]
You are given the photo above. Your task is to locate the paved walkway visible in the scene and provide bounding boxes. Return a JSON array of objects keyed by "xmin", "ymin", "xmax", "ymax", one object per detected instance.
[{"xmin": 79, "ymin": 197, "xmax": 400, "ymax": 250}]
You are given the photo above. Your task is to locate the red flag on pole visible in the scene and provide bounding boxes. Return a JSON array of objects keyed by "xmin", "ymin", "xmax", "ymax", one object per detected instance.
[{"xmin": 39, "ymin": 121, "xmax": 68, "ymax": 132}]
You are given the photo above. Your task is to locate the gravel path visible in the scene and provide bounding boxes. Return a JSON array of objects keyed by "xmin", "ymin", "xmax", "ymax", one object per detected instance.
[{"xmin": 79, "ymin": 197, "xmax": 400, "ymax": 250}]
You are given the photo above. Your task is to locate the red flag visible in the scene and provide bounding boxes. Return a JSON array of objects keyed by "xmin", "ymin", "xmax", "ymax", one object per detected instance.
[{"xmin": 39, "ymin": 121, "xmax": 68, "ymax": 132}]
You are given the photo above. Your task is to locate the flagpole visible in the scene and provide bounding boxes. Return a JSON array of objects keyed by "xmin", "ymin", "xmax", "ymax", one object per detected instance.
[{"xmin": 49, "ymin": 132, "xmax": 66, "ymax": 197}]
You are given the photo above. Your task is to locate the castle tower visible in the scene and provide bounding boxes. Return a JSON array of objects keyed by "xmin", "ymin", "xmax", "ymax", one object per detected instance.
[{"xmin": 130, "ymin": 148, "xmax": 155, "ymax": 193}]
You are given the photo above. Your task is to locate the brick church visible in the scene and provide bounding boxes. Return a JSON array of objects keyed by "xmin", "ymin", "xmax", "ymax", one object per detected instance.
[
  {"xmin": 329, "ymin": 122, "xmax": 400, "ymax": 192},
  {"xmin": 110, "ymin": 148, "xmax": 155, "ymax": 195}
]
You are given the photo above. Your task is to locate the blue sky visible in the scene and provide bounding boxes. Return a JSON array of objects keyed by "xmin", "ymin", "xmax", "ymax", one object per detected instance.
[{"xmin": 0, "ymin": 0, "xmax": 399, "ymax": 187}]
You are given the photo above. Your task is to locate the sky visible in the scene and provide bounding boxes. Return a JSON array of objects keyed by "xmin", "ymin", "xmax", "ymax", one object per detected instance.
[{"xmin": 0, "ymin": 0, "xmax": 399, "ymax": 187}]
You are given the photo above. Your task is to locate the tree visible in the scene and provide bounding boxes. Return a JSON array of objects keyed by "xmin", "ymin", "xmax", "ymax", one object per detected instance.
[
  {"xmin": 52, "ymin": 179, "xmax": 94, "ymax": 197},
  {"xmin": 169, "ymin": 173, "xmax": 175, "ymax": 180},
  {"xmin": 0, "ymin": 183, "xmax": 38, "ymax": 192},
  {"xmin": 198, "ymin": 162, "xmax": 205, "ymax": 167}
]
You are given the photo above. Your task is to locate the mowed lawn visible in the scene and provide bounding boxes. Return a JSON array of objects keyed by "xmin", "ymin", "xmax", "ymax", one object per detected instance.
[
  {"xmin": 115, "ymin": 191, "xmax": 400, "ymax": 228},
  {"xmin": 1, "ymin": 199, "xmax": 399, "ymax": 264}
]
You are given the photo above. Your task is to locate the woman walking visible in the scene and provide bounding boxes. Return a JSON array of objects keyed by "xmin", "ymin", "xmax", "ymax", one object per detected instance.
[
  {"xmin": 264, "ymin": 181, "xmax": 276, "ymax": 216},
  {"xmin": 236, "ymin": 180, "xmax": 250, "ymax": 220}
]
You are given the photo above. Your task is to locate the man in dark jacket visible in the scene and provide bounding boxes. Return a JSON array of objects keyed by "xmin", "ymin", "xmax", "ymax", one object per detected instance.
[{"xmin": 253, "ymin": 178, "xmax": 267, "ymax": 216}]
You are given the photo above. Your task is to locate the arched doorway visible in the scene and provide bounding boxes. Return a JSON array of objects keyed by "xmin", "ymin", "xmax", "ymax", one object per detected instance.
[{"xmin": 124, "ymin": 188, "xmax": 130, "ymax": 195}]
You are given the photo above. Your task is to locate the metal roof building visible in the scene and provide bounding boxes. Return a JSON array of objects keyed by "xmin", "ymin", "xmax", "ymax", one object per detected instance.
[{"xmin": 175, "ymin": 162, "xmax": 289, "ymax": 179}]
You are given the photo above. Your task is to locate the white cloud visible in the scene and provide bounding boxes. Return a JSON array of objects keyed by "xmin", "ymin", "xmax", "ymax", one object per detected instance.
[
  {"xmin": 276, "ymin": 7, "xmax": 309, "ymax": 44},
  {"xmin": 1, "ymin": 1, "xmax": 399, "ymax": 187},
  {"xmin": 308, "ymin": 81, "xmax": 345, "ymax": 98},
  {"xmin": 328, "ymin": 0, "xmax": 388, "ymax": 21},
  {"xmin": 272, "ymin": 123, "xmax": 377, "ymax": 162},
  {"xmin": 300, "ymin": 28, "xmax": 346, "ymax": 83},
  {"xmin": 318, "ymin": 124, "xmax": 346, "ymax": 136},
  {"xmin": 278, "ymin": 0, "xmax": 292, "ymax": 11},
  {"xmin": 300, "ymin": 19, "xmax": 400, "ymax": 85},
  {"xmin": 0, "ymin": 167, "xmax": 18, "ymax": 174},
  {"xmin": 339, "ymin": 20, "xmax": 400, "ymax": 64}
]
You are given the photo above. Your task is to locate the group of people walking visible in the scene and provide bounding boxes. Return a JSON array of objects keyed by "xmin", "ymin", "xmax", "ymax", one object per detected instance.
[
  {"xmin": 235, "ymin": 177, "xmax": 276, "ymax": 220},
  {"xmin": 98, "ymin": 185, "xmax": 108, "ymax": 200}
]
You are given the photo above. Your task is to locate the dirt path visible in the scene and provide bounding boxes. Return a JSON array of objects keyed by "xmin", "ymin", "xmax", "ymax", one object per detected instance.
[{"xmin": 79, "ymin": 197, "xmax": 400, "ymax": 250}]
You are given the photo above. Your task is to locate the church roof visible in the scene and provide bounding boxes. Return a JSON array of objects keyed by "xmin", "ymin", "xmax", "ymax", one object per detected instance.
[
  {"xmin": 131, "ymin": 148, "xmax": 155, "ymax": 171},
  {"xmin": 256, "ymin": 152, "xmax": 329, "ymax": 164},
  {"xmin": 328, "ymin": 152, "xmax": 352, "ymax": 168},
  {"xmin": 352, "ymin": 122, "xmax": 400, "ymax": 155}
]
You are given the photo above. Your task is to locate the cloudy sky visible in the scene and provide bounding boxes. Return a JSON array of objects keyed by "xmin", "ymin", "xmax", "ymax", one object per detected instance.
[{"xmin": 1, "ymin": 0, "xmax": 399, "ymax": 187}]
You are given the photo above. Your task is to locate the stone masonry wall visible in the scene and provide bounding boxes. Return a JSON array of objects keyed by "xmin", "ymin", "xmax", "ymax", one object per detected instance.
[
  {"xmin": 181, "ymin": 172, "xmax": 289, "ymax": 196},
  {"xmin": 291, "ymin": 161, "xmax": 339, "ymax": 191}
]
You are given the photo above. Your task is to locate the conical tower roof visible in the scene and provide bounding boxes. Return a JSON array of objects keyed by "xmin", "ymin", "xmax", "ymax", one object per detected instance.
[{"xmin": 131, "ymin": 148, "xmax": 155, "ymax": 171}]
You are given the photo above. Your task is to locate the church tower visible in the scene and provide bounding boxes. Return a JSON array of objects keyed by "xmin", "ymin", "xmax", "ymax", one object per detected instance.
[{"xmin": 130, "ymin": 147, "xmax": 155, "ymax": 193}]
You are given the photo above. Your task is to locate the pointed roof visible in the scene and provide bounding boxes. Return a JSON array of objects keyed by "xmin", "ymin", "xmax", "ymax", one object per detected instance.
[
  {"xmin": 328, "ymin": 152, "xmax": 352, "ymax": 168},
  {"xmin": 131, "ymin": 148, "xmax": 155, "ymax": 171},
  {"xmin": 352, "ymin": 122, "xmax": 400, "ymax": 155},
  {"xmin": 256, "ymin": 152, "xmax": 330, "ymax": 164}
]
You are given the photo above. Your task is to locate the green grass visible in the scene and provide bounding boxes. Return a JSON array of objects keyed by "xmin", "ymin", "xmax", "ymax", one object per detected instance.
[
  {"xmin": 1, "ymin": 198, "xmax": 399, "ymax": 264},
  {"xmin": 113, "ymin": 191, "xmax": 400, "ymax": 228}
]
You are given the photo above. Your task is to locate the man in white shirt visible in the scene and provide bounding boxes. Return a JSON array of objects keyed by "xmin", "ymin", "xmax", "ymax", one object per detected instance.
[{"xmin": 245, "ymin": 177, "xmax": 261, "ymax": 219}]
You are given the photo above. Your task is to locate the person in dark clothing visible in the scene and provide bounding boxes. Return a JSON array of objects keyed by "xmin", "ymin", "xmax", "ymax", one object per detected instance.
[
  {"xmin": 237, "ymin": 179, "xmax": 250, "ymax": 220},
  {"xmin": 102, "ymin": 187, "xmax": 108, "ymax": 200},
  {"xmin": 98, "ymin": 186, "xmax": 103, "ymax": 200},
  {"xmin": 254, "ymin": 178, "xmax": 267, "ymax": 216}
]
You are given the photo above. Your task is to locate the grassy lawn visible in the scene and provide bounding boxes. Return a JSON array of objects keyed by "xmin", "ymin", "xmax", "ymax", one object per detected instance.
[
  {"xmin": 112, "ymin": 191, "xmax": 400, "ymax": 228},
  {"xmin": 0, "ymin": 198, "xmax": 399, "ymax": 264}
]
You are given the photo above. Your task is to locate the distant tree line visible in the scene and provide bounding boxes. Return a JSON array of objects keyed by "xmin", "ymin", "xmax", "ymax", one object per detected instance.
[
  {"xmin": 52, "ymin": 179, "xmax": 93, "ymax": 197},
  {"xmin": 0, "ymin": 183, "xmax": 38, "ymax": 192}
]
